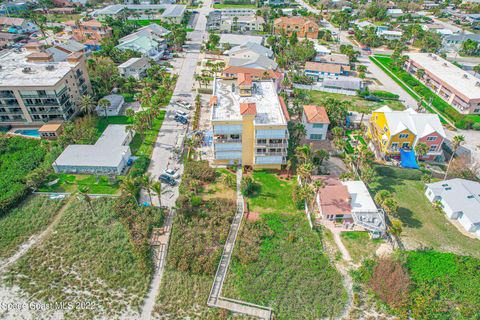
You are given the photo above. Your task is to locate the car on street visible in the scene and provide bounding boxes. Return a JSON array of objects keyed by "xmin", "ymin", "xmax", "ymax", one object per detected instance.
[
  {"xmin": 174, "ymin": 114, "xmax": 188, "ymax": 124},
  {"xmin": 163, "ymin": 168, "xmax": 180, "ymax": 179},
  {"xmin": 174, "ymin": 110, "xmax": 188, "ymax": 118},
  {"xmin": 159, "ymin": 173, "xmax": 177, "ymax": 186}
]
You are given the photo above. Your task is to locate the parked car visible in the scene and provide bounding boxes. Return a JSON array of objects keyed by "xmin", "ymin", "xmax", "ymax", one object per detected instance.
[
  {"xmin": 159, "ymin": 173, "xmax": 177, "ymax": 186},
  {"xmin": 174, "ymin": 114, "xmax": 188, "ymax": 124},
  {"xmin": 364, "ymin": 95, "xmax": 382, "ymax": 102},
  {"xmin": 163, "ymin": 168, "xmax": 180, "ymax": 179},
  {"xmin": 174, "ymin": 110, "xmax": 188, "ymax": 118}
]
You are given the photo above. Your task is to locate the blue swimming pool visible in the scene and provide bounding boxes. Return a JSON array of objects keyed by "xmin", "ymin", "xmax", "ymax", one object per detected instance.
[{"xmin": 14, "ymin": 129, "xmax": 40, "ymax": 138}]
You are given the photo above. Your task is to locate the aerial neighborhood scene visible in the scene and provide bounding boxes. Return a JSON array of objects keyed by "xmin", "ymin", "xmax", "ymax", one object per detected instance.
[{"xmin": 1, "ymin": 0, "xmax": 480, "ymax": 318}]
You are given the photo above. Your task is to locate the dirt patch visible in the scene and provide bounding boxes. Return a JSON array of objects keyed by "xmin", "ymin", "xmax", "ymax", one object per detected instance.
[{"xmin": 245, "ymin": 211, "xmax": 261, "ymax": 222}]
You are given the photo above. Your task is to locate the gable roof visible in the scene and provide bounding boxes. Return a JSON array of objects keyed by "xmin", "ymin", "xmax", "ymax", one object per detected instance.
[
  {"xmin": 228, "ymin": 54, "xmax": 278, "ymax": 70},
  {"xmin": 305, "ymin": 61, "xmax": 344, "ymax": 73},
  {"xmin": 237, "ymin": 73, "xmax": 252, "ymax": 86},
  {"xmin": 222, "ymin": 66, "xmax": 282, "ymax": 79},
  {"xmin": 274, "ymin": 16, "xmax": 319, "ymax": 29},
  {"xmin": 303, "ymin": 105, "xmax": 330, "ymax": 124},
  {"xmin": 226, "ymin": 42, "xmax": 273, "ymax": 58},
  {"xmin": 240, "ymin": 102, "xmax": 257, "ymax": 116},
  {"xmin": 427, "ymin": 178, "xmax": 480, "ymax": 224},
  {"xmin": 374, "ymin": 107, "xmax": 446, "ymax": 138}
]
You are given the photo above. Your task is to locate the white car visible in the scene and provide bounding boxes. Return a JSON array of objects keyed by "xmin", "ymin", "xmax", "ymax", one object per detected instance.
[
  {"xmin": 163, "ymin": 168, "xmax": 180, "ymax": 179},
  {"xmin": 175, "ymin": 100, "xmax": 192, "ymax": 109},
  {"xmin": 174, "ymin": 110, "xmax": 188, "ymax": 118}
]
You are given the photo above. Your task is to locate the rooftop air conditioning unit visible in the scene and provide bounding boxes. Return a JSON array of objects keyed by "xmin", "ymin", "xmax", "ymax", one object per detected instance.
[
  {"xmin": 463, "ymin": 74, "xmax": 469, "ymax": 79},
  {"xmin": 45, "ymin": 65, "xmax": 55, "ymax": 71},
  {"xmin": 476, "ymin": 82, "xmax": 480, "ymax": 87},
  {"xmin": 443, "ymin": 62, "xmax": 447, "ymax": 66},
  {"xmin": 22, "ymin": 67, "xmax": 32, "ymax": 73}
]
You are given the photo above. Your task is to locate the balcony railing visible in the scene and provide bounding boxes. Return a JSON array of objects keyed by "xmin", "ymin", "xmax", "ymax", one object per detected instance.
[
  {"xmin": 214, "ymin": 138, "xmax": 242, "ymax": 143},
  {"xmin": 255, "ymin": 151, "xmax": 286, "ymax": 157},
  {"xmin": 255, "ymin": 142, "xmax": 288, "ymax": 148}
]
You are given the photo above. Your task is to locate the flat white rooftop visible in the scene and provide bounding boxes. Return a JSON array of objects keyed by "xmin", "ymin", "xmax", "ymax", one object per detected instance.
[
  {"xmin": 211, "ymin": 78, "xmax": 287, "ymax": 126},
  {"xmin": 0, "ymin": 50, "xmax": 75, "ymax": 87},
  {"xmin": 408, "ymin": 52, "xmax": 480, "ymax": 101},
  {"xmin": 343, "ymin": 181, "xmax": 378, "ymax": 213}
]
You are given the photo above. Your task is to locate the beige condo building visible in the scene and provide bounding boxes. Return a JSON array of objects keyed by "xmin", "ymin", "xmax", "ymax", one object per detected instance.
[{"xmin": 0, "ymin": 49, "xmax": 92, "ymax": 125}]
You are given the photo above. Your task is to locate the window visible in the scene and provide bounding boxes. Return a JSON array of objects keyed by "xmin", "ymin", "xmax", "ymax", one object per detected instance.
[
  {"xmin": 474, "ymin": 109, "xmax": 480, "ymax": 113},
  {"xmin": 399, "ymin": 133, "xmax": 409, "ymax": 139},
  {"xmin": 429, "ymin": 145, "xmax": 437, "ymax": 152},
  {"xmin": 426, "ymin": 136, "xmax": 437, "ymax": 141},
  {"xmin": 391, "ymin": 142, "xmax": 398, "ymax": 149},
  {"xmin": 309, "ymin": 134, "xmax": 323, "ymax": 140},
  {"xmin": 312, "ymin": 123, "xmax": 324, "ymax": 128},
  {"xmin": 383, "ymin": 126, "xmax": 388, "ymax": 132},
  {"xmin": 402, "ymin": 142, "xmax": 410, "ymax": 148}
]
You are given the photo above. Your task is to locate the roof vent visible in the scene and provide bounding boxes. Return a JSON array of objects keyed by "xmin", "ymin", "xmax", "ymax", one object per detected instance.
[
  {"xmin": 476, "ymin": 81, "xmax": 480, "ymax": 87},
  {"xmin": 443, "ymin": 62, "xmax": 447, "ymax": 66},
  {"xmin": 45, "ymin": 65, "xmax": 55, "ymax": 71},
  {"xmin": 22, "ymin": 67, "xmax": 32, "ymax": 73},
  {"xmin": 463, "ymin": 74, "xmax": 469, "ymax": 79}
]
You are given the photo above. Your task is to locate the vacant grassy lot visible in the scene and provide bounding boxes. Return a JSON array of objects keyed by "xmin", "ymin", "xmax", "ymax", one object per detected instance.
[
  {"xmin": 341, "ymin": 231, "xmax": 383, "ymax": 264},
  {"xmin": 309, "ymin": 90, "xmax": 405, "ymax": 114},
  {"xmin": 5, "ymin": 198, "xmax": 153, "ymax": 319},
  {"xmin": 0, "ymin": 196, "xmax": 64, "ymax": 259},
  {"xmin": 369, "ymin": 175, "xmax": 480, "ymax": 258},
  {"xmin": 153, "ymin": 164, "xmax": 237, "ymax": 319},
  {"xmin": 223, "ymin": 171, "xmax": 347, "ymax": 319}
]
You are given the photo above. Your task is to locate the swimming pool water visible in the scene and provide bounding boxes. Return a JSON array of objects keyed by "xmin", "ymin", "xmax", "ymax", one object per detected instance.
[{"xmin": 14, "ymin": 129, "xmax": 40, "ymax": 138}]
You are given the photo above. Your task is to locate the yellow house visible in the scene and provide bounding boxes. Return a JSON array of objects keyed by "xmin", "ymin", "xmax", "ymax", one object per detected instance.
[
  {"xmin": 368, "ymin": 106, "xmax": 446, "ymax": 160},
  {"xmin": 210, "ymin": 75, "xmax": 289, "ymax": 169}
]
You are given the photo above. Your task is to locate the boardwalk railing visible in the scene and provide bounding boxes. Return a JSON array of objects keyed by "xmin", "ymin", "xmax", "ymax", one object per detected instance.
[{"xmin": 207, "ymin": 169, "xmax": 273, "ymax": 320}]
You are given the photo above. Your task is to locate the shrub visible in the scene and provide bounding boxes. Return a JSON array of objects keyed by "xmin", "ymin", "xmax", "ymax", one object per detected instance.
[
  {"xmin": 368, "ymin": 258, "xmax": 411, "ymax": 309},
  {"xmin": 240, "ymin": 176, "xmax": 256, "ymax": 196},
  {"xmin": 184, "ymin": 160, "xmax": 216, "ymax": 182},
  {"xmin": 129, "ymin": 155, "xmax": 150, "ymax": 178},
  {"xmin": 371, "ymin": 90, "xmax": 399, "ymax": 99}
]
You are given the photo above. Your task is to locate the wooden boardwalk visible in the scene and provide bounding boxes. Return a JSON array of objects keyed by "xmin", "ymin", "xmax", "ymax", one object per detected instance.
[{"xmin": 207, "ymin": 169, "xmax": 273, "ymax": 320}]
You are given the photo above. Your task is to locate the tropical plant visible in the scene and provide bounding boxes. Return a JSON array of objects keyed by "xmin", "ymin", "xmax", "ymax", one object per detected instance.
[
  {"xmin": 414, "ymin": 142, "xmax": 429, "ymax": 162},
  {"xmin": 444, "ymin": 135, "xmax": 465, "ymax": 180},
  {"xmin": 79, "ymin": 95, "xmax": 96, "ymax": 115},
  {"xmin": 98, "ymin": 98, "xmax": 111, "ymax": 119}
]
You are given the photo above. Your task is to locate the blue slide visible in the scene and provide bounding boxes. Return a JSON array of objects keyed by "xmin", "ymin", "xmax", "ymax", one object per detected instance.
[{"xmin": 400, "ymin": 149, "xmax": 419, "ymax": 169}]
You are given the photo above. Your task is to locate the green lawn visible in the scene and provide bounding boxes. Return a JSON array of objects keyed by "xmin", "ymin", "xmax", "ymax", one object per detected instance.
[
  {"xmin": 370, "ymin": 55, "xmax": 480, "ymax": 129},
  {"xmin": 4, "ymin": 198, "xmax": 156, "ymax": 319},
  {"xmin": 94, "ymin": 116, "xmax": 133, "ymax": 136},
  {"xmin": 368, "ymin": 175, "xmax": 480, "ymax": 258},
  {"xmin": 309, "ymin": 90, "xmax": 405, "ymax": 114},
  {"xmin": 222, "ymin": 171, "xmax": 347, "ymax": 319},
  {"xmin": 248, "ymin": 171, "xmax": 303, "ymax": 214},
  {"xmin": 340, "ymin": 231, "xmax": 383, "ymax": 264},
  {"xmin": 37, "ymin": 174, "xmax": 121, "ymax": 194},
  {"xmin": 0, "ymin": 196, "xmax": 64, "ymax": 259}
]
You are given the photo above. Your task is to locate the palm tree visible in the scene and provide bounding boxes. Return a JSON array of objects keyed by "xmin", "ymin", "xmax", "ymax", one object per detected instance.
[
  {"xmin": 151, "ymin": 181, "xmax": 163, "ymax": 208},
  {"xmin": 444, "ymin": 135, "xmax": 465, "ymax": 180},
  {"xmin": 121, "ymin": 176, "xmax": 138, "ymax": 202},
  {"xmin": 79, "ymin": 95, "xmax": 96, "ymax": 115},
  {"xmin": 414, "ymin": 142, "xmax": 429, "ymax": 162},
  {"xmin": 142, "ymin": 173, "xmax": 154, "ymax": 204},
  {"xmin": 310, "ymin": 179, "xmax": 324, "ymax": 207},
  {"xmin": 374, "ymin": 190, "xmax": 392, "ymax": 206},
  {"xmin": 389, "ymin": 218, "xmax": 403, "ymax": 237},
  {"xmin": 382, "ymin": 198, "xmax": 399, "ymax": 216},
  {"xmin": 286, "ymin": 159, "xmax": 293, "ymax": 179},
  {"xmin": 98, "ymin": 98, "xmax": 111, "ymax": 119},
  {"xmin": 125, "ymin": 108, "xmax": 135, "ymax": 118},
  {"xmin": 473, "ymin": 64, "xmax": 480, "ymax": 77},
  {"xmin": 297, "ymin": 163, "xmax": 314, "ymax": 183},
  {"xmin": 295, "ymin": 145, "xmax": 312, "ymax": 165}
]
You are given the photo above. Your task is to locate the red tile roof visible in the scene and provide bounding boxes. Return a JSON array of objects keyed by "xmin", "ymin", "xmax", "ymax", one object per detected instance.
[
  {"xmin": 240, "ymin": 102, "xmax": 257, "ymax": 116},
  {"xmin": 314, "ymin": 176, "xmax": 351, "ymax": 216},
  {"xmin": 303, "ymin": 105, "xmax": 330, "ymax": 124},
  {"xmin": 209, "ymin": 96, "xmax": 218, "ymax": 106},
  {"xmin": 305, "ymin": 61, "xmax": 343, "ymax": 73},
  {"xmin": 278, "ymin": 96, "xmax": 290, "ymax": 121},
  {"xmin": 237, "ymin": 73, "xmax": 252, "ymax": 86}
]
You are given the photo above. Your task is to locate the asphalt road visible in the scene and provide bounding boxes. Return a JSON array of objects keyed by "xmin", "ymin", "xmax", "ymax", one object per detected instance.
[{"xmin": 140, "ymin": 0, "xmax": 213, "ymax": 207}]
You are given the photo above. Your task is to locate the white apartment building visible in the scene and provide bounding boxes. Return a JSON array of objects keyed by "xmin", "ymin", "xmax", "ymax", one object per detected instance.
[
  {"xmin": 0, "ymin": 50, "xmax": 92, "ymax": 125},
  {"xmin": 118, "ymin": 57, "xmax": 151, "ymax": 79},
  {"xmin": 210, "ymin": 75, "xmax": 290, "ymax": 169}
]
